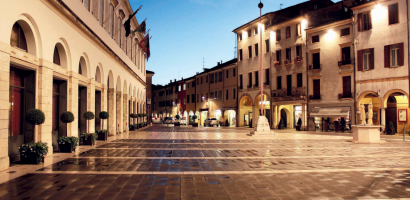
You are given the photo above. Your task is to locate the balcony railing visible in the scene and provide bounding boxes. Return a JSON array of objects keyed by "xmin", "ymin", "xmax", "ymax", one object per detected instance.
[
  {"xmin": 338, "ymin": 93, "xmax": 352, "ymax": 99},
  {"xmin": 284, "ymin": 59, "xmax": 292, "ymax": 65},
  {"xmin": 309, "ymin": 95, "xmax": 321, "ymax": 100},
  {"xmin": 247, "ymin": 85, "xmax": 252, "ymax": 89},
  {"xmin": 274, "ymin": 61, "xmax": 281, "ymax": 67},
  {"xmin": 253, "ymin": 84, "xmax": 259, "ymax": 88},
  {"xmin": 338, "ymin": 59, "xmax": 353, "ymax": 66},
  {"xmin": 294, "ymin": 56, "xmax": 303, "ymax": 63},
  {"xmin": 309, "ymin": 64, "xmax": 322, "ymax": 70}
]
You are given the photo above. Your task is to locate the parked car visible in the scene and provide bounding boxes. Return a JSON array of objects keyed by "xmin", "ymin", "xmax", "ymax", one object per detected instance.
[
  {"xmin": 179, "ymin": 118, "xmax": 187, "ymax": 125},
  {"xmin": 204, "ymin": 118, "xmax": 219, "ymax": 127},
  {"xmin": 165, "ymin": 117, "xmax": 175, "ymax": 124},
  {"xmin": 152, "ymin": 118, "xmax": 161, "ymax": 124}
]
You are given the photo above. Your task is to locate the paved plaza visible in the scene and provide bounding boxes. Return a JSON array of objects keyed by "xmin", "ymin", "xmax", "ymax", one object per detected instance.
[{"xmin": 0, "ymin": 125, "xmax": 410, "ymax": 199}]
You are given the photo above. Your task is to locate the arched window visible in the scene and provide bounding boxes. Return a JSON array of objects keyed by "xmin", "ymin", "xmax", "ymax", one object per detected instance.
[
  {"xmin": 10, "ymin": 23, "xmax": 27, "ymax": 52},
  {"xmin": 99, "ymin": 0, "xmax": 104, "ymax": 26},
  {"xmin": 79, "ymin": 62, "xmax": 83, "ymax": 75},
  {"xmin": 53, "ymin": 46, "xmax": 60, "ymax": 65},
  {"xmin": 110, "ymin": 4, "xmax": 114, "ymax": 37}
]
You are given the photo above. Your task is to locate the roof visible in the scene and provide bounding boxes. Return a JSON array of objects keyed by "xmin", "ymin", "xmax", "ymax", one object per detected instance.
[
  {"xmin": 146, "ymin": 70, "xmax": 155, "ymax": 74},
  {"xmin": 196, "ymin": 58, "xmax": 237, "ymax": 76},
  {"xmin": 306, "ymin": 1, "xmax": 352, "ymax": 30}
]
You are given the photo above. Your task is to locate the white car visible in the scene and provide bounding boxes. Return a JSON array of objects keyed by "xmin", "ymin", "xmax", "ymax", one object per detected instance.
[
  {"xmin": 204, "ymin": 118, "xmax": 219, "ymax": 127},
  {"xmin": 179, "ymin": 119, "xmax": 187, "ymax": 125}
]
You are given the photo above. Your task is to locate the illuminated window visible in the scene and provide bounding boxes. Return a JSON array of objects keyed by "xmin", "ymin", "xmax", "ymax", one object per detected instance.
[
  {"xmin": 363, "ymin": 53, "xmax": 370, "ymax": 70},
  {"xmin": 391, "ymin": 48, "xmax": 399, "ymax": 67}
]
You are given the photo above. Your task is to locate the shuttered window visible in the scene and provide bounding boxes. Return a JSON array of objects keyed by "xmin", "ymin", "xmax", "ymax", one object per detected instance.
[
  {"xmin": 297, "ymin": 73, "xmax": 302, "ymax": 87},
  {"xmin": 384, "ymin": 43, "xmax": 404, "ymax": 67},
  {"xmin": 248, "ymin": 29, "xmax": 252, "ymax": 38},
  {"xmin": 239, "ymin": 49, "xmax": 243, "ymax": 61},
  {"xmin": 389, "ymin": 4, "xmax": 399, "ymax": 25},
  {"xmin": 276, "ymin": 30, "xmax": 281, "ymax": 41},
  {"xmin": 99, "ymin": 0, "xmax": 104, "ymax": 26},
  {"xmin": 276, "ymin": 50, "xmax": 281, "ymax": 62},
  {"xmin": 286, "ymin": 26, "xmax": 291, "ymax": 39},
  {"xmin": 357, "ymin": 48, "xmax": 374, "ymax": 71},
  {"xmin": 313, "ymin": 79, "xmax": 320, "ymax": 98},
  {"xmin": 277, "ymin": 76, "xmax": 282, "ymax": 90},
  {"xmin": 358, "ymin": 12, "xmax": 372, "ymax": 31},
  {"xmin": 342, "ymin": 76, "xmax": 351, "ymax": 97},
  {"xmin": 248, "ymin": 46, "xmax": 252, "ymax": 58}
]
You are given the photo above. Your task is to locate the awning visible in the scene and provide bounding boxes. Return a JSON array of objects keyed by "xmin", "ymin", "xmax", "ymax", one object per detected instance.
[
  {"xmin": 199, "ymin": 108, "xmax": 209, "ymax": 112},
  {"xmin": 310, "ymin": 107, "xmax": 350, "ymax": 118}
]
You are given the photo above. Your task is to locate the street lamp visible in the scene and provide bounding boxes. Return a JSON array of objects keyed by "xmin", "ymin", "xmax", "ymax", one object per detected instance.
[{"xmin": 258, "ymin": 0, "xmax": 264, "ymax": 116}]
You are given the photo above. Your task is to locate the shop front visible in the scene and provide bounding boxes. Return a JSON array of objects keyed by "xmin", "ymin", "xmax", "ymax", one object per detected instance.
[{"xmin": 310, "ymin": 107, "xmax": 352, "ymax": 132}]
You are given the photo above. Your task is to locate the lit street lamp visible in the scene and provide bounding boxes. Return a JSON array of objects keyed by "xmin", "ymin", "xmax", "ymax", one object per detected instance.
[{"xmin": 258, "ymin": 0, "xmax": 263, "ymax": 116}]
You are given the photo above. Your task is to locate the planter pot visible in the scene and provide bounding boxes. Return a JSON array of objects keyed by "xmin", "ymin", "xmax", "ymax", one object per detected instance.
[
  {"xmin": 129, "ymin": 126, "xmax": 135, "ymax": 131},
  {"xmin": 139, "ymin": 124, "xmax": 142, "ymax": 128},
  {"xmin": 193, "ymin": 123, "xmax": 198, "ymax": 127},
  {"xmin": 296, "ymin": 126, "xmax": 300, "ymax": 131},
  {"xmin": 59, "ymin": 143, "xmax": 74, "ymax": 153},
  {"xmin": 21, "ymin": 154, "xmax": 43, "ymax": 164},
  {"xmin": 174, "ymin": 122, "xmax": 180, "ymax": 127},
  {"xmin": 81, "ymin": 134, "xmax": 94, "ymax": 146},
  {"xmin": 97, "ymin": 131, "xmax": 108, "ymax": 141}
]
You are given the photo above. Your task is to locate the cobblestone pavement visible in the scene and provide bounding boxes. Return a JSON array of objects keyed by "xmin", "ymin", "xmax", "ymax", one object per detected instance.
[{"xmin": 0, "ymin": 125, "xmax": 410, "ymax": 200}]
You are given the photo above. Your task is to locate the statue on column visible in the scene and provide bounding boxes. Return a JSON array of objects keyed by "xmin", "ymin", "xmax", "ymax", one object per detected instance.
[
  {"xmin": 368, "ymin": 102, "xmax": 373, "ymax": 125},
  {"xmin": 360, "ymin": 104, "xmax": 366, "ymax": 125}
]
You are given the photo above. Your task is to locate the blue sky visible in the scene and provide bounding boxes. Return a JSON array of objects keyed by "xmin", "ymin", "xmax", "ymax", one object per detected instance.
[{"xmin": 130, "ymin": 0, "xmax": 306, "ymax": 85}]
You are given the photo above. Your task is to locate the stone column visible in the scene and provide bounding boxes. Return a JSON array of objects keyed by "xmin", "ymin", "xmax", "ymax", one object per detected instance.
[
  {"xmin": 123, "ymin": 94, "xmax": 128, "ymax": 133},
  {"xmin": 273, "ymin": 105, "xmax": 277, "ymax": 128},
  {"xmin": 87, "ymin": 80, "xmax": 95, "ymax": 133},
  {"xmin": 101, "ymin": 85, "xmax": 107, "ymax": 130},
  {"xmin": 116, "ymin": 92, "xmax": 123, "ymax": 134},
  {"xmin": 0, "ymin": 46, "xmax": 10, "ymax": 170},
  {"xmin": 108, "ymin": 88, "xmax": 116, "ymax": 136},
  {"xmin": 38, "ymin": 62, "xmax": 53, "ymax": 156},
  {"xmin": 68, "ymin": 75, "xmax": 79, "ymax": 138},
  {"xmin": 381, "ymin": 108, "xmax": 386, "ymax": 127}
]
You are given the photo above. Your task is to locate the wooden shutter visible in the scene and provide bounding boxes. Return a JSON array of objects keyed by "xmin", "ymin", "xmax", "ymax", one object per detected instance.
[
  {"xmin": 369, "ymin": 48, "xmax": 374, "ymax": 70},
  {"xmin": 357, "ymin": 13, "xmax": 363, "ymax": 32},
  {"xmin": 357, "ymin": 50, "xmax": 363, "ymax": 71},
  {"xmin": 399, "ymin": 43, "xmax": 404, "ymax": 66},
  {"xmin": 368, "ymin": 12, "xmax": 372, "ymax": 30},
  {"xmin": 384, "ymin": 45, "xmax": 390, "ymax": 68}
]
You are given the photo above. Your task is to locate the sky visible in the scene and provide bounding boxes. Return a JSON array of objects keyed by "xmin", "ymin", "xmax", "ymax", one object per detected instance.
[{"xmin": 130, "ymin": 0, "xmax": 306, "ymax": 85}]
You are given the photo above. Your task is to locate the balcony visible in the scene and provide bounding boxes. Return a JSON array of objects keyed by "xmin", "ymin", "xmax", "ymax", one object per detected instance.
[
  {"xmin": 272, "ymin": 88, "xmax": 306, "ymax": 102},
  {"xmin": 309, "ymin": 95, "xmax": 321, "ymax": 100},
  {"xmin": 338, "ymin": 93, "xmax": 353, "ymax": 99},
  {"xmin": 284, "ymin": 59, "xmax": 292, "ymax": 65},
  {"xmin": 338, "ymin": 59, "xmax": 353, "ymax": 67},
  {"xmin": 294, "ymin": 56, "xmax": 303, "ymax": 63},
  {"xmin": 274, "ymin": 61, "xmax": 281, "ymax": 67},
  {"xmin": 308, "ymin": 64, "xmax": 322, "ymax": 71}
]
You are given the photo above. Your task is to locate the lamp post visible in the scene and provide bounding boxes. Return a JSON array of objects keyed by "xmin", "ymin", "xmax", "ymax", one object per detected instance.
[{"xmin": 259, "ymin": 0, "xmax": 264, "ymax": 116}]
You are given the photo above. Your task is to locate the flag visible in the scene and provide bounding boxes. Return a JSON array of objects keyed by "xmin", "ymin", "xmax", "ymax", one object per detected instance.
[
  {"xmin": 138, "ymin": 33, "xmax": 150, "ymax": 61},
  {"xmin": 131, "ymin": 21, "xmax": 146, "ymax": 37}
]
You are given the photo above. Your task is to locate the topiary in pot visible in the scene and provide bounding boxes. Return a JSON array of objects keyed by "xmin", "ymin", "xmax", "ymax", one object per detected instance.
[
  {"xmin": 192, "ymin": 115, "xmax": 198, "ymax": 127},
  {"xmin": 25, "ymin": 109, "xmax": 45, "ymax": 125},
  {"xmin": 83, "ymin": 111, "xmax": 95, "ymax": 134},
  {"xmin": 99, "ymin": 111, "xmax": 109, "ymax": 130},
  {"xmin": 60, "ymin": 111, "xmax": 75, "ymax": 134}
]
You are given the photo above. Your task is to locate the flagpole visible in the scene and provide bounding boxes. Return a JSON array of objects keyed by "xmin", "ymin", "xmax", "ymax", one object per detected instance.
[{"xmin": 259, "ymin": 1, "xmax": 263, "ymax": 116}]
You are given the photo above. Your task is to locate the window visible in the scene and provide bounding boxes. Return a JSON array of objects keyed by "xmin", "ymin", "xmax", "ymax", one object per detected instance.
[
  {"xmin": 265, "ymin": 21, "xmax": 270, "ymax": 30},
  {"xmin": 239, "ymin": 49, "xmax": 243, "ymax": 61},
  {"xmin": 219, "ymin": 72, "xmax": 223, "ymax": 82},
  {"xmin": 210, "ymin": 92, "xmax": 214, "ymax": 99},
  {"xmin": 178, "ymin": 85, "xmax": 181, "ymax": 92},
  {"xmin": 238, "ymin": 34, "xmax": 242, "ymax": 41},
  {"xmin": 233, "ymin": 68, "xmax": 236, "ymax": 77},
  {"xmin": 313, "ymin": 79, "xmax": 320, "ymax": 98},
  {"xmin": 312, "ymin": 52, "xmax": 320, "ymax": 69},
  {"xmin": 210, "ymin": 74, "xmax": 214, "ymax": 83},
  {"xmin": 297, "ymin": 73, "xmax": 302, "ymax": 87},
  {"xmin": 363, "ymin": 52, "xmax": 370, "ymax": 70},
  {"xmin": 276, "ymin": 50, "xmax": 281, "ymax": 62},
  {"xmin": 296, "ymin": 23, "xmax": 301, "ymax": 36},
  {"xmin": 110, "ymin": 5, "xmax": 114, "ymax": 37},
  {"xmin": 192, "ymin": 94, "xmax": 195, "ymax": 103},
  {"xmin": 391, "ymin": 48, "xmax": 399, "ymax": 67},
  {"xmin": 314, "ymin": 4, "xmax": 318, "ymax": 10},
  {"xmin": 388, "ymin": 4, "xmax": 399, "ymax": 25},
  {"xmin": 255, "ymin": 43, "xmax": 259, "ymax": 57},
  {"xmin": 248, "ymin": 29, "xmax": 252, "ymax": 37},
  {"xmin": 255, "ymin": 71, "xmax": 259, "ymax": 87},
  {"xmin": 265, "ymin": 39, "xmax": 270, "ymax": 53},
  {"xmin": 218, "ymin": 91, "xmax": 222, "ymax": 100},
  {"xmin": 239, "ymin": 75, "xmax": 243, "ymax": 89},
  {"xmin": 296, "ymin": 46, "xmax": 302, "ymax": 58},
  {"xmin": 233, "ymin": 88, "xmax": 236, "ymax": 99},
  {"xmin": 276, "ymin": 30, "xmax": 281, "ymax": 41},
  {"xmin": 342, "ymin": 47, "xmax": 351, "ymax": 61},
  {"xmin": 287, "ymin": 75, "xmax": 292, "ymax": 96},
  {"xmin": 255, "ymin": 27, "xmax": 258, "ymax": 35},
  {"xmin": 11, "ymin": 23, "xmax": 27, "ymax": 52},
  {"xmin": 226, "ymin": 90, "xmax": 229, "ymax": 100},
  {"xmin": 342, "ymin": 76, "xmax": 351, "ymax": 97},
  {"xmin": 265, "ymin": 69, "xmax": 269, "ymax": 85},
  {"xmin": 312, "ymin": 35, "xmax": 319, "ymax": 43},
  {"xmin": 99, "ymin": 0, "xmax": 104, "ymax": 26},
  {"xmin": 286, "ymin": 26, "xmax": 291, "ymax": 39},
  {"xmin": 248, "ymin": 72, "xmax": 252, "ymax": 88},
  {"xmin": 277, "ymin": 76, "xmax": 282, "ymax": 89},
  {"xmin": 226, "ymin": 70, "xmax": 229, "ymax": 78},
  {"xmin": 358, "ymin": 12, "xmax": 372, "ymax": 31},
  {"xmin": 183, "ymin": 98, "xmax": 186, "ymax": 105},
  {"xmin": 183, "ymin": 84, "xmax": 186, "ymax": 90},
  {"xmin": 192, "ymin": 81, "xmax": 195, "ymax": 87},
  {"xmin": 53, "ymin": 46, "xmax": 60, "ymax": 66},
  {"xmin": 341, "ymin": 28, "xmax": 350, "ymax": 36},
  {"xmin": 248, "ymin": 46, "xmax": 252, "ymax": 58},
  {"xmin": 206, "ymin": 75, "xmax": 208, "ymax": 83},
  {"xmin": 118, "ymin": 18, "xmax": 122, "ymax": 46},
  {"xmin": 286, "ymin": 48, "xmax": 291, "ymax": 61},
  {"xmin": 84, "ymin": 0, "xmax": 90, "ymax": 11}
]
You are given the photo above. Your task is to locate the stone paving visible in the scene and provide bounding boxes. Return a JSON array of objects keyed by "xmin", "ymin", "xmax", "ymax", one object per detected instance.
[{"xmin": 0, "ymin": 125, "xmax": 410, "ymax": 199}]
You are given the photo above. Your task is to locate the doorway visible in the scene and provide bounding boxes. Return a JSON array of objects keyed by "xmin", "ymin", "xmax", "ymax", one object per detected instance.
[
  {"xmin": 287, "ymin": 75, "xmax": 292, "ymax": 96},
  {"xmin": 385, "ymin": 96, "xmax": 397, "ymax": 132},
  {"xmin": 52, "ymin": 80, "xmax": 67, "ymax": 152},
  {"xmin": 281, "ymin": 109, "xmax": 287, "ymax": 128},
  {"xmin": 95, "ymin": 90, "xmax": 101, "ymax": 131},
  {"xmin": 78, "ymin": 86, "xmax": 87, "ymax": 134}
]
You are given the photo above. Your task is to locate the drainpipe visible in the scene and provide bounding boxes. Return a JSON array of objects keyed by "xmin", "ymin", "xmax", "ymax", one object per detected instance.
[{"xmin": 352, "ymin": 13, "xmax": 357, "ymax": 125}]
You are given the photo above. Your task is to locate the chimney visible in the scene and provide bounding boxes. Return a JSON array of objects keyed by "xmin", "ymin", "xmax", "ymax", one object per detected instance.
[
  {"xmin": 217, "ymin": 62, "xmax": 220, "ymax": 65},
  {"xmin": 174, "ymin": 79, "xmax": 176, "ymax": 82},
  {"xmin": 170, "ymin": 80, "xmax": 172, "ymax": 84},
  {"xmin": 181, "ymin": 77, "xmax": 183, "ymax": 80},
  {"xmin": 221, "ymin": 60, "xmax": 223, "ymax": 64}
]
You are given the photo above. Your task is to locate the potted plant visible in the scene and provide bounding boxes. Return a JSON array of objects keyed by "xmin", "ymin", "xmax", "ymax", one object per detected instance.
[
  {"xmin": 192, "ymin": 115, "xmax": 198, "ymax": 127},
  {"xmin": 19, "ymin": 141, "xmax": 48, "ymax": 164},
  {"xmin": 296, "ymin": 118, "xmax": 302, "ymax": 131},
  {"xmin": 57, "ymin": 136, "xmax": 78, "ymax": 153},
  {"xmin": 98, "ymin": 111, "xmax": 109, "ymax": 140},
  {"xmin": 60, "ymin": 111, "xmax": 75, "ymax": 134},
  {"xmin": 175, "ymin": 115, "xmax": 180, "ymax": 126},
  {"xmin": 80, "ymin": 111, "xmax": 96, "ymax": 146}
]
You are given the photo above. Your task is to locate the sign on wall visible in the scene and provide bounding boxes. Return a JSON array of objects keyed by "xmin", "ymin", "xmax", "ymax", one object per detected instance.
[{"xmin": 147, "ymin": 99, "xmax": 151, "ymax": 104}]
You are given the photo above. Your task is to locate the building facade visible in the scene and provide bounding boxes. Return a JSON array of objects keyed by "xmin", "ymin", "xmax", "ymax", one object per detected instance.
[{"xmin": 1, "ymin": 0, "xmax": 148, "ymax": 170}]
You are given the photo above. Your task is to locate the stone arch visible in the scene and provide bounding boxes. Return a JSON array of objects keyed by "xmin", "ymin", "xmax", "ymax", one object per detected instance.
[
  {"xmin": 107, "ymin": 70, "xmax": 114, "ymax": 88},
  {"xmin": 53, "ymin": 38, "xmax": 71, "ymax": 69},
  {"xmin": 382, "ymin": 89, "xmax": 409, "ymax": 108},
  {"xmin": 78, "ymin": 53, "xmax": 90, "ymax": 78},
  {"xmin": 279, "ymin": 106, "xmax": 291, "ymax": 128},
  {"xmin": 357, "ymin": 91, "xmax": 379, "ymax": 108},
  {"xmin": 95, "ymin": 65, "xmax": 102, "ymax": 83},
  {"xmin": 239, "ymin": 93, "xmax": 253, "ymax": 106},
  {"xmin": 253, "ymin": 91, "xmax": 271, "ymax": 105},
  {"xmin": 116, "ymin": 75, "xmax": 121, "ymax": 91},
  {"xmin": 10, "ymin": 14, "xmax": 42, "ymax": 58}
]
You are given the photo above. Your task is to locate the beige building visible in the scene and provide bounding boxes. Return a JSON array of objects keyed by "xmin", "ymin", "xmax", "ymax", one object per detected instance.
[
  {"xmin": 185, "ymin": 77, "xmax": 196, "ymax": 122},
  {"xmin": 352, "ymin": 0, "xmax": 409, "ymax": 133},
  {"xmin": 1, "ymin": 0, "xmax": 148, "ymax": 170}
]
